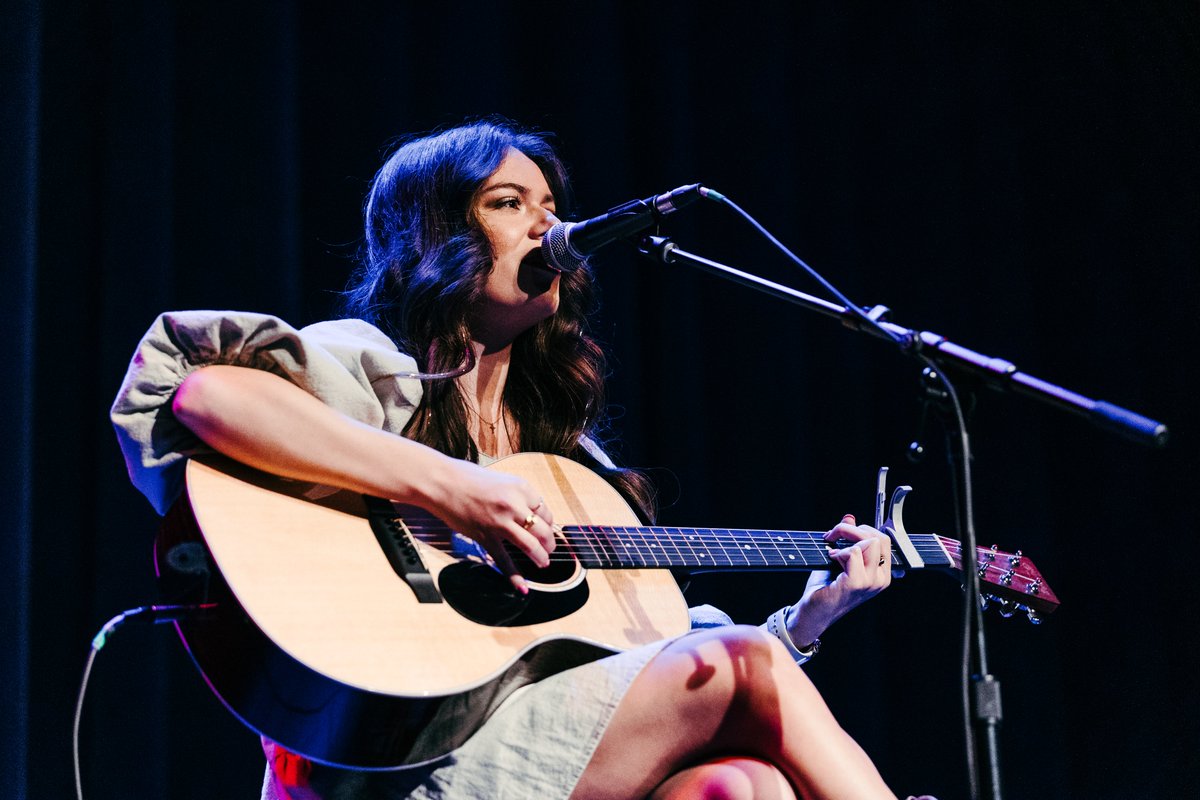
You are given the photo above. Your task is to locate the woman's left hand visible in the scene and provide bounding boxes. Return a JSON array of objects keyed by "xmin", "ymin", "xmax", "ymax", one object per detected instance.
[{"xmin": 784, "ymin": 514, "xmax": 893, "ymax": 648}]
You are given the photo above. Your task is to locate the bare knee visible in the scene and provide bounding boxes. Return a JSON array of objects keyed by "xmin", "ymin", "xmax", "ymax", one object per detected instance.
[
  {"xmin": 574, "ymin": 626, "xmax": 833, "ymax": 800},
  {"xmin": 645, "ymin": 624, "xmax": 824, "ymax": 732},
  {"xmin": 679, "ymin": 624, "xmax": 814, "ymax": 704},
  {"xmin": 679, "ymin": 624, "xmax": 787, "ymax": 682},
  {"xmin": 650, "ymin": 756, "xmax": 797, "ymax": 800}
]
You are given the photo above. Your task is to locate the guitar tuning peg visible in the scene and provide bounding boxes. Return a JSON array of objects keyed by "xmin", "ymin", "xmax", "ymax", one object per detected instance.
[
  {"xmin": 1026, "ymin": 608, "xmax": 1043, "ymax": 625},
  {"xmin": 997, "ymin": 599, "xmax": 1015, "ymax": 618},
  {"xmin": 1008, "ymin": 550, "xmax": 1023, "ymax": 567},
  {"xmin": 979, "ymin": 594, "xmax": 991, "ymax": 611}
]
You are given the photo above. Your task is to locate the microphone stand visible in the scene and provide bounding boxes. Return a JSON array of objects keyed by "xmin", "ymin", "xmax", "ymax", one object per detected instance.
[{"xmin": 637, "ymin": 235, "xmax": 1167, "ymax": 800}]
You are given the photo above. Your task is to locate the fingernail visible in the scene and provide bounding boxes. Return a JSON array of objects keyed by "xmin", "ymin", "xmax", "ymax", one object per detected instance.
[{"xmin": 843, "ymin": 513, "xmax": 855, "ymax": 523}]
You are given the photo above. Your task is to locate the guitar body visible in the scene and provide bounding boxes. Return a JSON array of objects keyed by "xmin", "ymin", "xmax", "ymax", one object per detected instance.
[{"xmin": 156, "ymin": 453, "xmax": 690, "ymax": 769}]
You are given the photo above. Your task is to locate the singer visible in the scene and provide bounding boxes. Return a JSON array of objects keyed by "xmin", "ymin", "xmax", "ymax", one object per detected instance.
[{"xmin": 112, "ymin": 119, "xmax": 932, "ymax": 800}]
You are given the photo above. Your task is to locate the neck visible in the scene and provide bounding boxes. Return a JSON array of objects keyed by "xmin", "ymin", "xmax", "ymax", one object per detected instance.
[
  {"xmin": 460, "ymin": 340, "xmax": 512, "ymax": 415},
  {"xmin": 457, "ymin": 339, "xmax": 515, "ymax": 456}
]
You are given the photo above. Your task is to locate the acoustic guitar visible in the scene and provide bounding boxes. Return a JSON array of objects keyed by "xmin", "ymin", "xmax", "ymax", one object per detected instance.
[{"xmin": 156, "ymin": 452, "xmax": 1058, "ymax": 769}]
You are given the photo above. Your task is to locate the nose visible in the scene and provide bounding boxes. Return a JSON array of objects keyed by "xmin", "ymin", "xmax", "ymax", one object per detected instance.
[{"xmin": 530, "ymin": 208, "xmax": 559, "ymax": 238}]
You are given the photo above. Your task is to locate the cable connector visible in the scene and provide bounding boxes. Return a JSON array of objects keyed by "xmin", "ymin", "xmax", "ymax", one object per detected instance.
[{"xmin": 90, "ymin": 603, "xmax": 217, "ymax": 650}]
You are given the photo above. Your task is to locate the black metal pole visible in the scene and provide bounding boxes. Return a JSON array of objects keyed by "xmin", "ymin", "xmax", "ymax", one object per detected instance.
[{"xmin": 637, "ymin": 234, "xmax": 1167, "ymax": 798}]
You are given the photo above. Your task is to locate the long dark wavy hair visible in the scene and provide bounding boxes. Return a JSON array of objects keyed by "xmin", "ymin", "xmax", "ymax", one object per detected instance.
[{"xmin": 342, "ymin": 120, "xmax": 656, "ymax": 521}]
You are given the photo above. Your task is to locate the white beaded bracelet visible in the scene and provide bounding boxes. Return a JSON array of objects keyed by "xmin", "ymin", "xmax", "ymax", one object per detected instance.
[{"xmin": 763, "ymin": 606, "xmax": 821, "ymax": 666}]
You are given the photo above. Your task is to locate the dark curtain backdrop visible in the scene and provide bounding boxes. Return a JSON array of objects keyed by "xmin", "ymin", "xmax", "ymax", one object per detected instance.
[{"xmin": 4, "ymin": 2, "xmax": 1197, "ymax": 798}]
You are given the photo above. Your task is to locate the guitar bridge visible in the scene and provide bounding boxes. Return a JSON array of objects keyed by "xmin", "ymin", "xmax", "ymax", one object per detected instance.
[{"xmin": 364, "ymin": 496, "xmax": 443, "ymax": 603}]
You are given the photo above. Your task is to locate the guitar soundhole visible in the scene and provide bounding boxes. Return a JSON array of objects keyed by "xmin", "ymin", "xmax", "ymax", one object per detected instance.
[
  {"xmin": 438, "ymin": 561, "xmax": 589, "ymax": 627},
  {"xmin": 438, "ymin": 562, "xmax": 531, "ymax": 625},
  {"xmin": 507, "ymin": 547, "xmax": 579, "ymax": 586}
]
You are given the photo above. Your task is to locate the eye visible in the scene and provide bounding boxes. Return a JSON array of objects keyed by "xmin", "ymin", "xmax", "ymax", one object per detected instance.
[{"xmin": 492, "ymin": 197, "xmax": 521, "ymax": 210}]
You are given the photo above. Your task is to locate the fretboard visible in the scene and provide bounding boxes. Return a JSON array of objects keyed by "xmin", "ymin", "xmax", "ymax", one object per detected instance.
[{"xmin": 562, "ymin": 525, "xmax": 953, "ymax": 571}]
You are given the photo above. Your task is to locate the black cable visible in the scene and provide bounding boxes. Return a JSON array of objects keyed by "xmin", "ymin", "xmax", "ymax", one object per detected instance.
[
  {"xmin": 928, "ymin": 356, "xmax": 990, "ymax": 800},
  {"xmin": 74, "ymin": 604, "xmax": 216, "ymax": 800},
  {"xmin": 699, "ymin": 188, "xmax": 994, "ymax": 798},
  {"xmin": 699, "ymin": 188, "xmax": 907, "ymax": 348}
]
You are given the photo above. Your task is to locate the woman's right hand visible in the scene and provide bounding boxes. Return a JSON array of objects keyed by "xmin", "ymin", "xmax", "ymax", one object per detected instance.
[{"xmin": 424, "ymin": 460, "xmax": 557, "ymax": 593}]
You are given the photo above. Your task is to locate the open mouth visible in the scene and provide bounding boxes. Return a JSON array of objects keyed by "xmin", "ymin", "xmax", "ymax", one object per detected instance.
[
  {"xmin": 521, "ymin": 249, "xmax": 559, "ymax": 275},
  {"xmin": 516, "ymin": 248, "xmax": 561, "ymax": 294}
]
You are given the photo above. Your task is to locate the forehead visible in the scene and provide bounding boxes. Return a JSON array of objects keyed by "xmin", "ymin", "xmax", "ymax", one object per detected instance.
[{"xmin": 480, "ymin": 149, "xmax": 554, "ymax": 200}]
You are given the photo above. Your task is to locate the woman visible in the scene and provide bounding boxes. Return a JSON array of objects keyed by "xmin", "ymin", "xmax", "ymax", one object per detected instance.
[{"xmin": 112, "ymin": 120, "xmax": 914, "ymax": 799}]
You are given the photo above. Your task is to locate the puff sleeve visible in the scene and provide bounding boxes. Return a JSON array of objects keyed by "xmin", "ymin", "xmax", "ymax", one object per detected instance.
[{"xmin": 110, "ymin": 310, "xmax": 424, "ymax": 514}]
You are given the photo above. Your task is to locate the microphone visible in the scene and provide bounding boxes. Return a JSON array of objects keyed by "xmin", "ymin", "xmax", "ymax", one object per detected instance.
[{"xmin": 541, "ymin": 183, "xmax": 706, "ymax": 272}]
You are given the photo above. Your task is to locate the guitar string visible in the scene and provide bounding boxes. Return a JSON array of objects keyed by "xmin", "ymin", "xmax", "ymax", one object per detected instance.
[
  {"xmin": 397, "ymin": 522, "xmax": 955, "ymax": 554},
  {"xmin": 385, "ymin": 522, "xmax": 1044, "ymax": 596},
  {"xmin": 390, "ymin": 524, "xmax": 949, "ymax": 568},
  {"xmin": 393, "ymin": 529, "xmax": 1024, "ymax": 580},
  {"xmin": 388, "ymin": 527, "xmax": 1040, "ymax": 587},
  {"xmin": 395, "ymin": 523, "xmax": 953, "ymax": 554},
  {"xmin": 387, "ymin": 544, "xmax": 1040, "ymax": 590},
  {"xmin": 401, "ymin": 521, "xmax": 893, "ymax": 543},
  {"xmin": 396, "ymin": 531, "xmax": 840, "ymax": 566},
  {"xmin": 397, "ymin": 535, "xmax": 951, "ymax": 566},
  {"xmin": 398, "ymin": 524, "xmax": 846, "ymax": 551},
  {"xmin": 394, "ymin": 518, "xmax": 989, "ymax": 557}
]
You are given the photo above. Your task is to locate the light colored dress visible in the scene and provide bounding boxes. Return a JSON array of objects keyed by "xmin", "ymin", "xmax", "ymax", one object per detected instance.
[{"xmin": 111, "ymin": 311, "xmax": 732, "ymax": 800}]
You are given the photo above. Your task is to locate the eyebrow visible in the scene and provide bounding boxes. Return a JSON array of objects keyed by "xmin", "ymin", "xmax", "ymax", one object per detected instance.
[{"xmin": 478, "ymin": 181, "xmax": 556, "ymax": 205}]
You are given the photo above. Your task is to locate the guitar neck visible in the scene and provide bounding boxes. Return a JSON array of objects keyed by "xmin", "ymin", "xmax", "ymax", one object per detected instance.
[{"xmin": 562, "ymin": 526, "xmax": 953, "ymax": 571}]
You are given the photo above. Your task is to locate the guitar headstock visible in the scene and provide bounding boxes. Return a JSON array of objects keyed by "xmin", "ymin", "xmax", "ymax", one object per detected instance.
[{"xmin": 935, "ymin": 536, "xmax": 1061, "ymax": 623}]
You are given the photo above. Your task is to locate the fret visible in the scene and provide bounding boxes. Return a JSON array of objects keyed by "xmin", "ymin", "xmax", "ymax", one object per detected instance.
[
  {"xmin": 914, "ymin": 534, "xmax": 955, "ymax": 568},
  {"xmin": 599, "ymin": 525, "xmax": 636, "ymax": 568},
  {"xmin": 674, "ymin": 527, "xmax": 706, "ymax": 566},
  {"xmin": 769, "ymin": 531, "xmax": 829, "ymax": 568},
  {"xmin": 618, "ymin": 525, "xmax": 644, "ymax": 567},
  {"xmin": 741, "ymin": 530, "xmax": 771, "ymax": 566},
  {"xmin": 764, "ymin": 531, "xmax": 790, "ymax": 566},
  {"xmin": 586, "ymin": 525, "xmax": 619, "ymax": 568},
  {"xmin": 655, "ymin": 526, "xmax": 681, "ymax": 566},
  {"xmin": 561, "ymin": 526, "xmax": 591, "ymax": 564},
  {"xmin": 632, "ymin": 525, "xmax": 664, "ymax": 567},
  {"xmin": 565, "ymin": 525, "xmax": 607, "ymax": 568},
  {"xmin": 662, "ymin": 527, "xmax": 691, "ymax": 566},
  {"xmin": 679, "ymin": 527, "xmax": 707, "ymax": 566},
  {"xmin": 629, "ymin": 525, "xmax": 664, "ymax": 568},
  {"xmin": 710, "ymin": 527, "xmax": 751, "ymax": 566}
]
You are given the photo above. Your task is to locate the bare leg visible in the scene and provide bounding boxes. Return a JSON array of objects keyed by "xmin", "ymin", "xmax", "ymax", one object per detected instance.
[
  {"xmin": 572, "ymin": 625, "xmax": 896, "ymax": 800},
  {"xmin": 650, "ymin": 757, "xmax": 797, "ymax": 800}
]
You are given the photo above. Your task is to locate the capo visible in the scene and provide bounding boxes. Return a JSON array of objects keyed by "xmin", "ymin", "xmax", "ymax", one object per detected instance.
[{"xmin": 874, "ymin": 466, "xmax": 924, "ymax": 573}]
